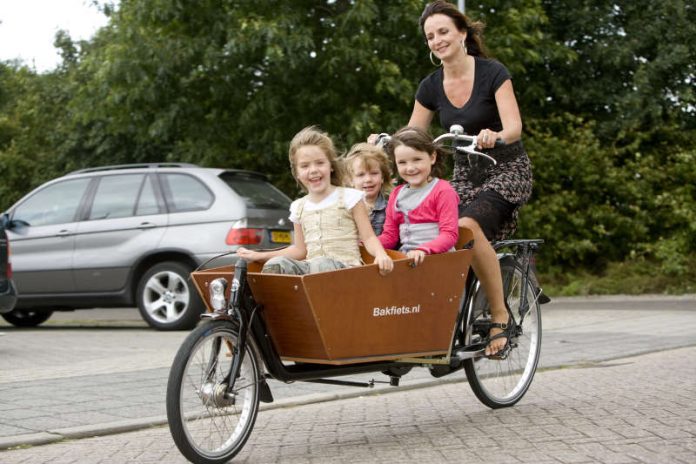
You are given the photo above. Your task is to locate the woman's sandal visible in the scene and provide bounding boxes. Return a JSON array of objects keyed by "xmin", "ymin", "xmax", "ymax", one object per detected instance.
[{"xmin": 486, "ymin": 317, "xmax": 513, "ymax": 359}]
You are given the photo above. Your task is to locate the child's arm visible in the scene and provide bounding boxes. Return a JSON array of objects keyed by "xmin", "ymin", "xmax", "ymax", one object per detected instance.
[
  {"xmin": 414, "ymin": 183, "xmax": 460, "ymax": 255},
  {"xmin": 352, "ymin": 201, "xmax": 394, "ymax": 275},
  {"xmin": 237, "ymin": 223, "xmax": 307, "ymax": 262}
]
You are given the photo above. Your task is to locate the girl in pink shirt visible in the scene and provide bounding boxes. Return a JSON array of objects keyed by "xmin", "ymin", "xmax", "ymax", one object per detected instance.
[{"xmin": 378, "ymin": 126, "xmax": 459, "ymax": 265}]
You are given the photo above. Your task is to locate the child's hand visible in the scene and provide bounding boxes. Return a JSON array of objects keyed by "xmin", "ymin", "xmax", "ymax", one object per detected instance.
[
  {"xmin": 374, "ymin": 253, "xmax": 394, "ymax": 276},
  {"xmin": 236, "ymin": 247, "xmax": 261, "ymax": 262},
  {"xmin": 406, "ymin": 249, "xmax": 426, "ymax": 266}
]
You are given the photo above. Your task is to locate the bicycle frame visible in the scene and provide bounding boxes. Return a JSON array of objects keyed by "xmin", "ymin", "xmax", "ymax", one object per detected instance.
[
  {"xmin": 211, "ymin": 240, "xmax": 547, "ymax": 397},
  {"xmin": 494, "ymin": 239, "xmax": 545, "ymax": 323}
]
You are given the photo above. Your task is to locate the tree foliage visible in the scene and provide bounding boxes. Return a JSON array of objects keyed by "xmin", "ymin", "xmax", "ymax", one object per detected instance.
[{"xmin": 1, "ymin": 0, "xmax": 694, "ymax": 289}]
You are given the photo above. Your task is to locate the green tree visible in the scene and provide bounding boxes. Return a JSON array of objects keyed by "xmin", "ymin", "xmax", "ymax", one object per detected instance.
[
  {"xmin": 66, "ymin": 0, "xmax": 438, "ymax": 193},
  {"xmin": 518, "ymin": 0, "xmax": 696, "ymax": 284},
  {"xmin": 2, "ymin": 0, "xmax": 694, "ymax": 292}
]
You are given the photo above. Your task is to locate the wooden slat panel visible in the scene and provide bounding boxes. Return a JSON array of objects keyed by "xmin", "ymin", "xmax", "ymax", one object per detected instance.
[
  {"xmin": 456, "ymin": 227, "xmax": 474, "ymax": 250},
  {"xmin": 302, "ymin": 250, "xmax": 471, "ymax": 360},
  {"xmin": 247, "ymin": 274, "xmax": 328, "ymax": 359}
]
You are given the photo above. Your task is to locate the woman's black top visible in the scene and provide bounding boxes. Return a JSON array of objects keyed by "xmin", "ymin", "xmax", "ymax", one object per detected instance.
[
  {"xmin": 414, "ymin": 56, "xmax": 532, "ymax": 241},
  {"xmin": 416, "ymin": 56, "xmax": 511, "ymax": 134}
]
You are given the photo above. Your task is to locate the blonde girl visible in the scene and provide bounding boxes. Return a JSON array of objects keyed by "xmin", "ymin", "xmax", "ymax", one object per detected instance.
[
  {"xmin": 237, "ymin": 126, "xmax": 393, "ymax": 276},
  {"xmin": 343, "ymin": 143, "xmax": 393, "ymax": 235}
]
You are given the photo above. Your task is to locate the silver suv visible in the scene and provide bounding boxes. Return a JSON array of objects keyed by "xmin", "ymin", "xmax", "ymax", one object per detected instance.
[{"xmin": 2, "ymin": 163, "xmax": 292, "ymax": 330}]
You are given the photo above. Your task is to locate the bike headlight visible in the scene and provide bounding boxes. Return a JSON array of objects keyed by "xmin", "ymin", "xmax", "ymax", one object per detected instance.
[{"xmin": 209, "ymin": 278, "xmax": 228, "ymax": 312}]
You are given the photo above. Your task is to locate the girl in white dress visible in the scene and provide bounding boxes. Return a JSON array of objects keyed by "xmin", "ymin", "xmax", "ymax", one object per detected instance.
[{"xmin": 237, "ymin": 126, "xmax": 393, "ymax": 276}]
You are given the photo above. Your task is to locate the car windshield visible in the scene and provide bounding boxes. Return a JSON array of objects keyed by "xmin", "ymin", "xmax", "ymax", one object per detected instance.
[{"xmin": 220, "ymin": 172, "xmax": 291, "ymax": 209}]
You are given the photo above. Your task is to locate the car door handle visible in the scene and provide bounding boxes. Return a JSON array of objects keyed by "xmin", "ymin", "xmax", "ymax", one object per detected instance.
[
  {"xmin": 138, "ymin": 222, "xmax": 157, "ymax": 229},
  {"xmin": 56, "ymin": 229, "xmax": 72, "ymax": 237}
]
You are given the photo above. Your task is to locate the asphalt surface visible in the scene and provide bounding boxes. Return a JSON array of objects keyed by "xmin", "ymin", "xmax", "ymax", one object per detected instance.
[{"xmin": 0, "ymin": 295, "xmax": 695, "ymax": 463}]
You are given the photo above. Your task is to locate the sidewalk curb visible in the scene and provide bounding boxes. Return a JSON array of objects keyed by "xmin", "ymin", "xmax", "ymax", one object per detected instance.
[
  {"xmin": 0, "ymin": 374, "xmax": 465, "ymax": 451},
  {"xmin": 548, "ymin": 293, "xmax": 696, "ymax": 304},
  {"xmin": 0, "ymin": 432, "xmax": 63, "ymax": 450}
]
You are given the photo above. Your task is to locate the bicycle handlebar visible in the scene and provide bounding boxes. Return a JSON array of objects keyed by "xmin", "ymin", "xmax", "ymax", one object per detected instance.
[
  {"xmin": 433, "ymin": 125, "xmax": 504, "ymax": 165},
  {"xmin": 375, "ymin": 125, "xmax": 504, "ymax": 166}
]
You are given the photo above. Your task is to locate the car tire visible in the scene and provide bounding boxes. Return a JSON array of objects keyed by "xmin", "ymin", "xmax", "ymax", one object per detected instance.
[
  {"xmin": 136, "ymin": 261, "xmax": 204, "ymax": 331},
  {"xmin": 2, "ymin": 308, "xmax": 53, "ymax": 327}
]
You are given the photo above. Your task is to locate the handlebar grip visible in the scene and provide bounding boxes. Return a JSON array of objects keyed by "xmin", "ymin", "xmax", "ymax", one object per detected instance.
[{"xmin": 375, "ymin": 133, "xmax": 391, "ymax": 148}]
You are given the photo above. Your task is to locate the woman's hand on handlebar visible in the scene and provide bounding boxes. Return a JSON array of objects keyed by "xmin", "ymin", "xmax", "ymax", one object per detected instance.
[{"xmin": 476, "ymin": 129, "xmax": 501, "ymax": 150}]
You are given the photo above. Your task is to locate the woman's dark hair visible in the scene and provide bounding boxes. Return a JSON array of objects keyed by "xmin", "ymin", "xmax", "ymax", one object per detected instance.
[
  {"xmin": 385, "ymin": 126, "xmax": 448, "ymax": 180},
  {"xmin": 419, "ymin": 0, "xmax": 488, "ymax": 58}
]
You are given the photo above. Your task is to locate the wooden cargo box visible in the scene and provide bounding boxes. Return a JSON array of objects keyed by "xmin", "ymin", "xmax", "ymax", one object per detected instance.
[{"xmin": 192, "ymin": 247, "xmax": 473, "ymax": 365}]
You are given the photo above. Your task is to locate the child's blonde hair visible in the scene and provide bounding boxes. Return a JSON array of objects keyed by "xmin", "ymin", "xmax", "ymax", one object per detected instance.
[
  {"xmin": 288, "ymin": 126, "xmax": 345, "ymax": 192},
  {"xmin": 343, "ymin": 143, "xmax": 394, "ymax": 196}
]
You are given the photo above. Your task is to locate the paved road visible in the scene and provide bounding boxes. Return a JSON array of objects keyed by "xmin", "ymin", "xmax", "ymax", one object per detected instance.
[
  {"xmin": 1, "ymin": 345, "xmax": 694, "ymax": 463},
  {"xmin": 0, "ymin": 295, "xmax": 694, "ymax": 462}
]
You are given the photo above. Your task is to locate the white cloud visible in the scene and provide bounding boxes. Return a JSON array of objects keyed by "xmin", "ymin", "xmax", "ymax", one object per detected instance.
[{"xmin": 0, "ymin": 0, "xmax": 112, "ymax": 72}]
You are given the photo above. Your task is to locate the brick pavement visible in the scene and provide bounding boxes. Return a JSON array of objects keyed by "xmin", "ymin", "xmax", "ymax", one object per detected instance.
[
  {"xmin": 0, "ymin": 345, "xmax": 693, "ymax": 463},
  {"xmin": 1, "ymin": 297, "xmax": 695, "ymax": 451}
]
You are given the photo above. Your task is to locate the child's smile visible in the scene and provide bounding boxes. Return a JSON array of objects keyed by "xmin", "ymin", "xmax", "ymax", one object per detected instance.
[
  {"xmin": 394, "ymin": 145, "xmax": 436, "ymax": 189},
  {"xmin": 350, "ymin": 159, "xmax": 383, "ymax": 203},
  {"xmin": 295, "ymin": 145, "xmax": 333, "ymax": 200}
]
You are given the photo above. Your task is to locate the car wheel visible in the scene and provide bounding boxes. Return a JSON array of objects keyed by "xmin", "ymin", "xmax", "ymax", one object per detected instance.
[
  {"xmin": 136, "ymin": 261, "xmax": 204, "ymax": 331},
  {"xmin": 2, "ymin": 308, "xmax": 54, "ymax": 327}
]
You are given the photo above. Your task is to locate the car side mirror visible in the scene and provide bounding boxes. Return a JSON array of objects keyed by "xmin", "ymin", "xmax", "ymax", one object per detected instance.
[{"xmin": 0, "ymin": 213, "xmax": 25, "ymax": 230}]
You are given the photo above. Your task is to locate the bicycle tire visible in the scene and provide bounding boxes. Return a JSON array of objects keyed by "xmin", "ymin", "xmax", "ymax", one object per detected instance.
[
  {"xmin": 463, "ymin": 257, "xmax": 542, "ymax": 408},
  {"xmin": 167, "ymin": 320, "xmax": 261, "ymax": 463}
]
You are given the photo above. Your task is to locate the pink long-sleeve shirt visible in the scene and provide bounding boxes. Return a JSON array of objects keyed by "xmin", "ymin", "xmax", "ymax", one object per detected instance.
[{"xmin": 378, "ymin": 179, "xmax": 460, "ymax": 255}]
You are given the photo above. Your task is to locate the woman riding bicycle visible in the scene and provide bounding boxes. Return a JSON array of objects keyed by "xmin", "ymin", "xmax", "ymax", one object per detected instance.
[{"xmin": 408, "ymin": 1, "xmax": 533, "ymax": 357}]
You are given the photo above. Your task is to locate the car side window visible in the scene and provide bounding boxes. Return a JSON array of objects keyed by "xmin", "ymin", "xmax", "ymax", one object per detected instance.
[
  {"xmin": 135, "ymin": 175, "xmax": 161, "ymax": 216},
  {"xmin": 13, "ymin": 178, "xmax": 91, "ymax": 227},
  {"xmin": 160, "ymin": 173, "xmax": 213, "ymax": 212},
  {"xmin": 88, "ymin": 174, "xmax": 145, "ymax": 220}
]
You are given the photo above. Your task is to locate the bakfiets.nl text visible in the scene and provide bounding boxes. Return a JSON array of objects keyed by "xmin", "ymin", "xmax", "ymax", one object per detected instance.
[{"xmin": 373, "ymin": 304, "xmax": 421, "ymax": 317}]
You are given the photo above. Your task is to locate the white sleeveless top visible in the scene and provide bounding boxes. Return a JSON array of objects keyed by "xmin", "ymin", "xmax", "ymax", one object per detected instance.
[{"xmin": 292, "ymin": 187, "xmax": 364, "ymax": 267}]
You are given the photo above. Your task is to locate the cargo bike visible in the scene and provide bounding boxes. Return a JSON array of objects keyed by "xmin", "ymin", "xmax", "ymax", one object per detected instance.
[{"xmin": 166, "ymin": 128, "xmax": 548, "ymax": 464}]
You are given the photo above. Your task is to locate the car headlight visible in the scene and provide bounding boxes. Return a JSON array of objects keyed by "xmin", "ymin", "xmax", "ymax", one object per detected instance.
[{"xmin": 209, "ymin": 278, "xmax": 228, "ymax": 312}]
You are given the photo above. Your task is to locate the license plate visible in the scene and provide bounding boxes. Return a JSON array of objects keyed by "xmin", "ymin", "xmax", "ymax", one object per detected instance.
[{"xmin": 271, "ymin": 230, "xmax": 292, "ymax": 243}]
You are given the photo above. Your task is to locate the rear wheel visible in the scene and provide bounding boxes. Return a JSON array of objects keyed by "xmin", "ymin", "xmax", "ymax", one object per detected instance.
[
  {"xmin": 167, "ymin": 320, "xmax": 261, "ymax": 464},
  {"xmin": 136, "ymin": 261, "xmax": 203, "ymax": 330},
  {"xmin": 463, "ymin": 258, "xmax": 542, "ymax": 408},
  {"xmin": 1, "ymin": 308, "xmax": 53, "ymax": 327}
]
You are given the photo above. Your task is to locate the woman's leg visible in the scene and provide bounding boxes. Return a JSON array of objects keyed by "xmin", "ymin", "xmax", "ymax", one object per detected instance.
[{"xmin": 459, "ymin": 217, "xmax": 509, "ymax": 356}]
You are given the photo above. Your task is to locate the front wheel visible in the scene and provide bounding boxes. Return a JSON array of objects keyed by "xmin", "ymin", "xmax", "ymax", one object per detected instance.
[
  {"xmin": 167, "ymin": 320, "xmax": 261, "ymax": 464},
  {"xmin": 463, "ymin": 258, "xmax": 542, "ymax": 408}
]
